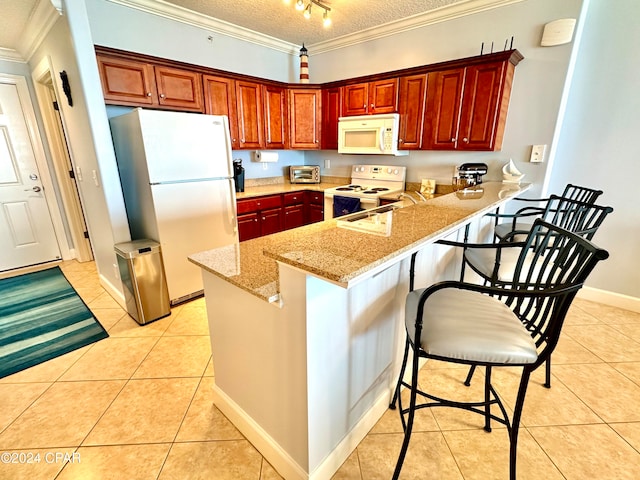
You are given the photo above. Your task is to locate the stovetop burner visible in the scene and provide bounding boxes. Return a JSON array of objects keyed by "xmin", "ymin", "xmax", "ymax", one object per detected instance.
[{"xmin": 371, "ymin": 187, "xmax": 389, "ymax": 192}]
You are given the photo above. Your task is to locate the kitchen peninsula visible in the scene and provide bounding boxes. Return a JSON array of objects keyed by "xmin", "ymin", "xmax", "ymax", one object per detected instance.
[{"xmin": 189, "ymin": 182, "xmax": 529, "ymax": 480}]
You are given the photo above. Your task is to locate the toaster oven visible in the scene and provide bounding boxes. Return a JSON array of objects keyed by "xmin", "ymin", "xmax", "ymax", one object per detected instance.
[{"xmin": 290, "ymin": 165, "xmax": 320, "ymax": 184}]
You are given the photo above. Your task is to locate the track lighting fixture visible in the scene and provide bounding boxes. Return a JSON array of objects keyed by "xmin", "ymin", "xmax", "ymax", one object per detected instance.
[{"xmin": 291, "ymin": 0, "xmax": 332, "ymax": 28}]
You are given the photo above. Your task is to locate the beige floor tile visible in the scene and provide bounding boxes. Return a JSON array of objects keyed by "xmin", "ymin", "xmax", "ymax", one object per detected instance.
[
  {"xmin": 0, "ymin": 382, "xmax": 51, "ymax": 431},
  {"xmin": 86, "ymin": 291, "xmax": 123, "ymax": 310},
  {"xmin": 132, "ymin": 335, "xmax": 211, "ymax": 378},
  {"xmin": 91, "ymin": 308, "xmax": 127, "ymax": 331},
  {"xmin": 357, "ymin": 431, "xmax": 462, "ymax": 479},
  {"xmin": 56, "ymin": 444, "xmax": 171, "ymax": 480},
  {"xmin": 0, "ymin": 380, "xmax": 125, "ymax": 449},
  {"xmin": 108, "ymin": 312, "xmax": 175, "ymax": 337},
  {"xmin": 261, "ymin": 459, "xmax": 285, "ymax": 480},
  {"xmin": 203, "ymin": 357, "xmax": 215, "ymax": 377},
  {"xmin": 564, "ymin": 305, "xmax": 601, "ymax": 325},
  {"xmin": 175, "ymin": 377, "xmax": 243, "ymax": 442},
  {"xmin": 529, "ymin": 424, "xmax": 640, "ymax": 479},
  {"xmin": 574, "ymin": 299, "xmax": 640, "ymax": 324},
  {"xmin": 83, "ymin": 377, "xmax": 199, "ymax": 445},
  {"xmin": 443, "ymin": 428, "xmax": 564, "ymax": 480},
  {"xmin": 548, "ymin": 333, "xmax": 603, "ymax": 365},
  {"xmin": 0, "ymin": 346, "xmax": 90, "ymax": 384},
  {"xmin": 611, "ymin": 323, "xmax": 640, "ymax": 343},
  {"xmin": 371, "ymin": 388, "xmax": 439, "ymax": 434},
  {"xmin": 59, "ymin": 337, "xmax": 159, "ymax": 381},
  {"xmin": 0, "ymin": 448, "xmax": 68, "ymax": 480},
  {"xmin": 331, "ymin": 450, "xmax": 361, "ymax": 480},
  {"xmin": 611, "ymin": 362, "xmax": 640, "ymax": 385},
  {"xmin": 562, "ymin": 324, "xmax": 640, "ymax": 362},
  {"xmin": 609, "ymin": 422, "xmax": 640, "ymax": 452},
  {"xmin": 489, "ymin": 367, "xmax": 602, "ymax": 427},
  {"xmin": 552, "ymin": 363, "xmax": 640, "ymax": 422},
  {"xmin": 164, "ymin": 303, "xmax": 210, "ymax": 336},
  {"xmin": 158, "ymin": 440, "xmax": 262, "ymax": 480}
]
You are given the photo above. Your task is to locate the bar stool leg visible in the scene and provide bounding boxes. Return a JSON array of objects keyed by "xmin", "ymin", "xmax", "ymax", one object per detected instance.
[{"xmin": 389, "ymin": 336, "xmax": 410, "ymax": 410}]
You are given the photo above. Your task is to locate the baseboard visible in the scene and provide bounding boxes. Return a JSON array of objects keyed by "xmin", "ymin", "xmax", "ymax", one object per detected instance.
[
  {"xmin": 578, "ymin": 286, "xmax": 640, "ymax": 313},
  {"xmin": 212, "ymin": 386, "xmax": 309, "ymax": 480},
  {"xmin": 98, "ymin": 272, "xmax": 126, "ymax": 309}
]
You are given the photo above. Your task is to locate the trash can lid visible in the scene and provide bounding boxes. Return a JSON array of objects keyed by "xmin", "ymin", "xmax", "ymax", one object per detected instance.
[{"xmin": 114, "ymin": 239, "xmax": 162, "ymax": 258}]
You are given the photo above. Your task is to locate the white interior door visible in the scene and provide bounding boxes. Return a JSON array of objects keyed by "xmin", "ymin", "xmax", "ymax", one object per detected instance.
[{"xmin": 0, "ymin": 82, "xmax": 61, "ymax": 271}]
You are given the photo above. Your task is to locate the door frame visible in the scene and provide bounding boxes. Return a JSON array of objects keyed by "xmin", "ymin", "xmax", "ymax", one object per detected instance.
[
  {"xmin": 31, "ymin": 56, "xmax": 93, "ymax": 262},
  {"xmin": 0, "ymin": 73, "xmax": 69, "ymax": 262}
]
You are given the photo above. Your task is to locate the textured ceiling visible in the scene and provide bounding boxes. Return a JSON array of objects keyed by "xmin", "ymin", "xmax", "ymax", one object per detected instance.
[
  {"xmin": 0, "ymin": 0, "xmax": 470, "ymax": 54},
  {"xmin": 163, "ymin": 0, "xmax": 469, "ymax": 45}
]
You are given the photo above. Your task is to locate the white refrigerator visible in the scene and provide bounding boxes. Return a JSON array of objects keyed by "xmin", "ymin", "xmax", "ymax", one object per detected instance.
[{"xmin": 110, "ymin": 108, "xmax": 238, "ymax": 305}]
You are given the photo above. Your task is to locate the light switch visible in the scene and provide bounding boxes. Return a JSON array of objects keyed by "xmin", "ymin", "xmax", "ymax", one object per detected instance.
[
  {"xmin": 324, "ymin": 159, "xmax": 330, "ymax": 169},
  {"xmin": 530, "ymin": 144, "xmax": 546, "ymax": 163}
]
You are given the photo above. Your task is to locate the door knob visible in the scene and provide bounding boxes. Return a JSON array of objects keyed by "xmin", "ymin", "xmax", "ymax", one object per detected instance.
[{"xmin": 25, "ymin": 186, "xmax": 42, "ymax": 192}]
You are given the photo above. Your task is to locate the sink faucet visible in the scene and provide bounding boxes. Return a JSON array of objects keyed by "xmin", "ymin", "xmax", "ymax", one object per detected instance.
[
  {"xmin": 414, "ymin": 191, "xmax": 427, "ymax": 201},
  {"xmin": 399, "ymin": 193, "xmax": 418, "ymax": 204}
]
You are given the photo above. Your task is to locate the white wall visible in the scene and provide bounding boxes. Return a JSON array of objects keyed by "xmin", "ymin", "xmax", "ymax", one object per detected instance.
[
  {"xmin": 29, "ymin": 2, "xmax": 130, "ymax": 297},
  {"xmin": 548, "ymin": 0, "xmax": 640, "ymax": 299},
  {"xmin": 305, "ymin": 0, "xmax": 584, "ymax": 197}
]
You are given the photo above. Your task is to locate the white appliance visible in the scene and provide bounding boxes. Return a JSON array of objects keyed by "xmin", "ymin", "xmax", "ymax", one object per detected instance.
[
  {"xmin": 110, "ymin": 108, "xmax": 238, "ymax": 305},
  {"xmin": 338, "ymin": 113, "xmax": 408, "ymax": 156},
  {"xmin": 324, "ymin": 165, "xmax": 406, "ymax": 220}
]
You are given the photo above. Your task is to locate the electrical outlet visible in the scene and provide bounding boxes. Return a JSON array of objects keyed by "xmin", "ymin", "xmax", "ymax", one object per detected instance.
[
  {"xmin": 262, "ymin": 162, "xmax": 268, "ymax": 170},
  {"xmin": 530, "ymin": 144, "xmax": 546, "ymax": 163},
  {"xmin": 324, "ymin": 159, "xmax": 330, "ymax": 169}
]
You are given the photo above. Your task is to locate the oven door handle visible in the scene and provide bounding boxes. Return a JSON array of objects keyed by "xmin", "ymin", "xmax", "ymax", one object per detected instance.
[{"xmin": 379, "ymin": 129, "xmax": 385, "ymax": 152}]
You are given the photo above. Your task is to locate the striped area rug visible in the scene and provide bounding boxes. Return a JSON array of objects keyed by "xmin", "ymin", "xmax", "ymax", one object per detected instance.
[{"xmin": 0, "ymin": 266, "xmax": 108, "ymax": 378}]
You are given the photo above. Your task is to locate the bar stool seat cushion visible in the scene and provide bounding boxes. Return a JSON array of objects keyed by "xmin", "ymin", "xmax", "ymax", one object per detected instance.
[
  {"xmin": 465, "ymin": 247, "xmax": 527, "ymax": 282},
  {"xmin": 405, "ymin": 288, "xmax": 538, "ymax": 365},
  {"xmin": 494, "ymin": 222, "xmax": 534, "ymax": 241}
]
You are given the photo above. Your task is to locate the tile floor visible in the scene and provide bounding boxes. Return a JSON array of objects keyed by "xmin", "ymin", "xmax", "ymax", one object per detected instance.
[{"xmin": 1, "ymin": 260, "xmax": 640, "ymax": 479}]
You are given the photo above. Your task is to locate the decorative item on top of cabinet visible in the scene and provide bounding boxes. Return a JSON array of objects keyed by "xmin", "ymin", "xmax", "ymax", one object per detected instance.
[
  {"xmin": 321, "ymin": 86, "xmax": 341, "ymax": 149},
  {"xmin": 342, "ymin": 78, "xmax": 398, "ymax": 116},
  {"xmin": 96, "ymin": 54, "xmax": 203, "ymax": 112},
  {"xmin": 289, "ymin": 88, "xmax": 321, "ymax": 150},
  {"xmin": 423, "ymin": 53, "xmax": 521, "ymax": 151},
  {"xmin": 397, "ymin": 74, "xmax": 427, "ymax": 150},
  {"xmin": 263, "ymin": 84, "xmax": 288, "ymax": 149},
  {"xmin": 203, "ymin": 75, "xmax": 240, "ymax": 149}
]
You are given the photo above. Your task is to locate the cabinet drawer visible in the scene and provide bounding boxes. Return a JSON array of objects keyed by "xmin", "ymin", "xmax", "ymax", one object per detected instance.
[
  {"xmin": 237, "ymin": 194, "xmax": 282, "ymax": 214},
  {"xmin": 284, "ymin": 192, "xmax": 304, "ymax": 206},
  {"xmin": 236, "ymin": 198, "xmax": 258, "ymax": 215},
  {"xmin": 306, "ymin": 191, "xmax": 324, "ymax": 204}
]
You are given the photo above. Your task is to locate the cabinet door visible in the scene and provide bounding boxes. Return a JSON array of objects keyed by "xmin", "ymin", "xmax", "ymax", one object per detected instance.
[
  {"xmin": 423, "ymin": 68, "xmax": 465, "ymax": 150},
  {"xmin": 289, "ymin": 89, "xmax": 321, "ymax": 149},
  {"xmin": 284, "ymin": 205, "xmax": 305, "ymax": 230},
  {"xmin": 321, "ymin": 87, "xmax": 341, "ymax": 149},
  {"xmin": 308, "ymin": 204, "xmax": 324, "ymax": 224},
  {"xmin": 369, "ymin": 78, "xmax": 398, "ymax": 114},
  {"xmin": 398, "ymin": 74, "xmax": 427, "ymax": 149},
  {"xmin": 238, "ymin": 213, "xmax": 260, "ymax": 242},
  {"xmin": 203, "ymin": 75, "xmax": 239, "ymax": 149},
  {"xmin": 96, "ymin": 55, "xmax": 157, "ymax": 106},
  {"xmin": 342, "ymin": 83, "xmax": 368, "ymax": 116},
  {"xmin": 236, "ymin": 80, "xmax": 264, "ymax": 149},
  {"xmin": 263, "ymin": 85, "xmax": 287, "ymax": 149},
  {"xmin": 260, "ymin": 207, "xmax": 283, "ymax": 236},
  {"xmin": 154, "ymin": 66, "xmax": 203, "ymax": 112},
  {"xmin": 457, "ymin": 61, "xmax": 505, "ymax": 151}
]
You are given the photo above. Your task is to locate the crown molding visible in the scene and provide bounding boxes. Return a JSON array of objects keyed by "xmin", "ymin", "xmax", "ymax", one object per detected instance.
[
  {"xmin": 107, "ymin": 0, "xmax": 300, "ymax": 55},
  {"xmin": 15, "ymin": 0, "xmax": 62, "ymax": 62},
  {"xmin": 308, "ymin": 0, "xmax": 525, "ymax": 54},
  {"xmin": 0, "ymin": 47, "xmax": 25, "ymax": 63}
]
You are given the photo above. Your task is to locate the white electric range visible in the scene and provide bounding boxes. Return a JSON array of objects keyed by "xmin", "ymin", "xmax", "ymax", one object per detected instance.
[{"xmin": 324, "ymin": 165, "xmax": 406, "ymax": 220}]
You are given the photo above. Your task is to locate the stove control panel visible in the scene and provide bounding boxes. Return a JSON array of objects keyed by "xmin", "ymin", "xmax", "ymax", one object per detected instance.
[{"xmin": 351, "ymin": 164, "xmax": 406, "ymax": 182}]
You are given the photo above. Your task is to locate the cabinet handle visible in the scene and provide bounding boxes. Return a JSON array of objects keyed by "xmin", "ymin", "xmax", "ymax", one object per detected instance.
[
  {"xmin": 363, "ymin": 104, "xmax": 366, "ymax": 109},
  {"xmin": 146, "ymin": 92, "xmax": 152, "ymax": 97},
  {"xmin": 451, "ymin": 138, "xmax": 456, "ymax": 142},
  {"xmin": 399, "ymin": 139, "xmax": 404, "ymax": 143},
  {"xmin": 370, "ymin": 103, "xmax": 374, "ymax": 108},
  {"xmin": 160, "ymin": 93, "xmax": 166, "ymax": 99},
  {"xmin": 262, "ymin": 217, "xmax": 266, "ymax": 221},
  {"xmin": 254, "ymin": 218, "xmax": 258, "ymax": 222},
  {"xmin": 463, "ymin": 137, "xmax": 469, "ymax": 143}
]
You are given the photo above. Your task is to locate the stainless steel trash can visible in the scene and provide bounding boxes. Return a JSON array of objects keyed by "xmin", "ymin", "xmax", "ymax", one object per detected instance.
[{"xmin": 114, "ymin": 239, "xmax": 171, "ymax": 325}]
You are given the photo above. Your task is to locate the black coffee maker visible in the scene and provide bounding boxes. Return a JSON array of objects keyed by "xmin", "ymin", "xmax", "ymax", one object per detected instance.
[{"xmin": 233, "ymin": 159, "xmax": 245, "ymax": 192}]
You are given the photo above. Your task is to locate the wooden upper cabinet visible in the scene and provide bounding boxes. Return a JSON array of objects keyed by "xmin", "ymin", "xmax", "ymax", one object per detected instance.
[
  {"xmin": 397, "ymin": 74, "xmax": 427, "ymax": 150},
  {"xmin": 97, "ymin": 54, "xmax": 157, "ymax": 106},
  {"xmin": 203, "ymin": 75, "xmax": 239, "ymax": 149},
  {"xmin": 263, "ymin": 85, "xmax": 287, "ymax": 149},
  {"xmin": 457, "ymin": 61, "xmax": 507, "ymax": 151},
  {"xmin": 154, "ymin": 66, "xmax": 203, "ymax": 112},
  {"xmin": 289, "ymin": 89, "xmax": 321, "ymax": 150},
  {"xmin": 321, "ymin": 87, "xmax": 341, "ymax": 149},
  {"xmin": 235, "ymin": 80, "xmax": 264, "ymax": 150},
  {"xmin": 423, "ymin": 60, "xmax": 513, "ymax": 151},
  {"xmin": 342, "ymin": 79, "xmax": 398, "ymax": 116}
]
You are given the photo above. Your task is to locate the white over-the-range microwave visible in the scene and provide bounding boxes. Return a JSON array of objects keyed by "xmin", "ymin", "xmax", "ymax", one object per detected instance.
[{"xmin": 338, "ymin": 113, "xmax": 408, "ymax": 156}]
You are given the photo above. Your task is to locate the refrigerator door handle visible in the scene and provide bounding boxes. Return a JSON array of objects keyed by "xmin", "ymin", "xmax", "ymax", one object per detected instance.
[{"xmin": 228, "ymin": 178, "xmax": 238, "ymax": 233}]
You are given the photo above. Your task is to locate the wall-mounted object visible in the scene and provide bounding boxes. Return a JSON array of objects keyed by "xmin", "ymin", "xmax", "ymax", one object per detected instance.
[
  {"xmin": 254, "ymin": 151, "xmax": 279, "ymax": 163},
  {"xmin": 59, "ymin": 70, "xmax": 73, "ymax": 106},
  {"xmin": 541, "ymin": 19, "xmax": 576, "ymax": 46}
]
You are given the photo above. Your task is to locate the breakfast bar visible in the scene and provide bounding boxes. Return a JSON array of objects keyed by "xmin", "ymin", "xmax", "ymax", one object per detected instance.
[{"xmin": 189, "ymin": 181, "xmax": 529, "ymax": 480}]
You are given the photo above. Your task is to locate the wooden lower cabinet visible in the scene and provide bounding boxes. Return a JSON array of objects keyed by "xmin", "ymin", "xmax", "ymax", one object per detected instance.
[{"xmin": 237, "ymin": 190, "xmax": 324, "ymax": 241}]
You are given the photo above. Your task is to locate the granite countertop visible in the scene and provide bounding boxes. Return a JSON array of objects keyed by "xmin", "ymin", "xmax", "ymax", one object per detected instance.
[
  {"xmin": 189, "ymin": 182, "xmax": 530, "ymax": 303},
  {"xmin": 235, "ymin": 181, "xmax": 344, "ymax": 199}
]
